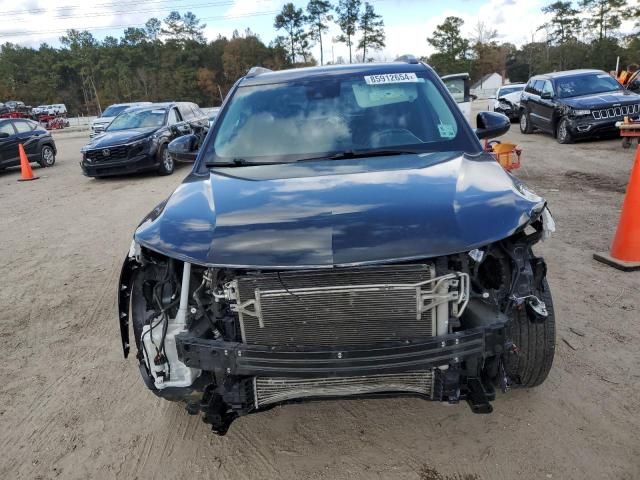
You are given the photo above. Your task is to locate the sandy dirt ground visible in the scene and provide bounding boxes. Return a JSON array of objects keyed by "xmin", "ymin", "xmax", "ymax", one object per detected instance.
[{"xmin": 1, "ymin": 117, "xmax": 639, "ymax": 480}]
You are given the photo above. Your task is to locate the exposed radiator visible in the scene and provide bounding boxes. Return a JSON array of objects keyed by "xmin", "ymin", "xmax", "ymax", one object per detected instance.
[
  {"xmin": 254, "ymin": 371, "xmax": 435, "ymax": 407},
  {"xmin": 228, "ymin": 264, "xmax": 443, "ymax": 347}
]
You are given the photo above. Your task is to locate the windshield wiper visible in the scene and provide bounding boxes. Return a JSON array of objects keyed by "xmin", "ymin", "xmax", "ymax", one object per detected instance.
[
  {"xmin": 298, "ymin": 148, "xmax": 423, "ymax": 163},
  {"xmin": 205, "ymin": 158, "xmax": 285, "ymax": 167}
]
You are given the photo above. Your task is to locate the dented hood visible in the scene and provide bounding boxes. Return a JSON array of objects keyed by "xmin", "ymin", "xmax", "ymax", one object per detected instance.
[{"xmin": 134, "ymin": 153, "xmax": 545, "ymax": 268}]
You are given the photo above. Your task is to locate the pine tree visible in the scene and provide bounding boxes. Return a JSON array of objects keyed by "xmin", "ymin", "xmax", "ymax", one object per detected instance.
[
  {"xmin": 357, "ymin": 2, "xmax": 385, "ymax": 62},
  {"xmin": 306, "ymin": 0, "xmax": 333, "ymax": 65},
  {"xmin": 274, "ymin": 3, "xmax": 306, "ymax": 64},
  {"xmin": 335, "ymin": 0, "xmax": 361, "ymax": 63}
]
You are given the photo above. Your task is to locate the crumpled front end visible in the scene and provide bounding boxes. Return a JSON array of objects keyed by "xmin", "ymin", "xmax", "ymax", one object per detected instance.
[{"xmin": 118, "ymin": 196, "xmax": 555, "ymax": 434}]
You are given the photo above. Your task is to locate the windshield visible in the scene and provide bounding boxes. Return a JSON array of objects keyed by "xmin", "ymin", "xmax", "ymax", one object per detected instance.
[
  {"xmin": 102, "ymin": 105, "xmax": 131, "ymax": 117},
  {"xmin": 206, "ymin": 72, "xmax": 474, "ymax": 165},
  {"xmin": 107, "ymin": 109, "xmax": 166, "ymax": 131},
  {"xmin": 443, "ymin": 78, "xmax": 466, "ymax": 103},
  {"xmin": 556, "ymin": 73, "xmax": 621, "ymax": 98},
  {"xmin": 498, "ymin": 85, "xmax": 524, "ymax": 96}
]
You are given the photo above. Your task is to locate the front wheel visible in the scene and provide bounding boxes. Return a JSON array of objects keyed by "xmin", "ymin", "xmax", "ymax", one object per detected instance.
[
  {"xmin": 38, "ymin": 145, "xmax": 56, "ymax": 168},
  {"xmin": 504, "ymin": 278, "xmax": 556, "ymax": 388},
  {"xmin": 556, "ymin": 118, "xmax": 574, "ymax": 144},
  {"xmin": 519, "ymin": 110, "xmax": 533, "ymax": 134},
  {"xmin": 157, "ymin": 144, "xmax": 175, "ymax": 176}
]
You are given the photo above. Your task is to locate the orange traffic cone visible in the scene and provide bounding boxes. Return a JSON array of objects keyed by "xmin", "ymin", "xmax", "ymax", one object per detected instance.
[
  {"xmin": 17, "ymin": 143, "xmax": 38, "ymax": 182},
  {"xmin": 594, "ymin": 145, "xmax": 640, "ymax": 271}
]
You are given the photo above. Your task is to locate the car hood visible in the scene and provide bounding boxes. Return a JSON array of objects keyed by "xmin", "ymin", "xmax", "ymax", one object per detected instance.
[
  {"xmin": 134, "ymin": 153, "xmax": 546, "ymax": 268},
  {"xmin": 498, "ymin": 91, "xmax": 523, "ymax": 106},
  {"xmin": 561, "ymin": 90, "xmax": 639, "ymax": 109},
  {"xmin": 84, "ymin": 128, "xmax": 158, "ymax": 149}
]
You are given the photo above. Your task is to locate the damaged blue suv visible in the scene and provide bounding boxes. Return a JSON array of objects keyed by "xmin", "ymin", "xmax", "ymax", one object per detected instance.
[{"xmin": 118, "ymin": 59, "xmax": 556, "ymax": 435}]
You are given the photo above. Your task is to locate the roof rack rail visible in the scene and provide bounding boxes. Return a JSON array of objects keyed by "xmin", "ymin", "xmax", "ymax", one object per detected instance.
[
  {"xmin": 394, "ymin": 54, "xmax": 419, "ymax": 65},
  {"xmin": 246, "ymin": 66, "xmax": 273, "ymax": 78}
]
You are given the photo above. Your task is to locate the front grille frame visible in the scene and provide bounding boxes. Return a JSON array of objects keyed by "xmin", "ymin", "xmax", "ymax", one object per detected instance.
[
  {"xmin": 84, "ymin": 144, "xmax": 130, "ymax": 162},
  {"xmin": 591, "ymin": 103, "xmax": 640, "ymax": 120}
]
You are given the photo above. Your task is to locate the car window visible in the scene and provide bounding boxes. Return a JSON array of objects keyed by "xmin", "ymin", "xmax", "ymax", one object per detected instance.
[
  {"xmin": 498, "ymin": 85, "xmax": 524, "ymax": 96},
  {"xmin": 207, "ymin": 72, "xmax": 475, "ymax": 165},
  {"xmin": 107, "ymin": 109, "xmax": 167, "ymax": 130},
  {"xmin": 178, "ymin": 105, "xmax": 193, "ymax": 120},
  {"xmin": 190, "ymin": 105, "xmax": 205, "ymax": 119},
  {"xmin": 555, "ymin": 73, "xmax": 622, "ymax": 98},
  {"xmin": 102, "ymin": 105, "xmax": 130, "ymax": 117},
  {"xmin": 542, "ymin": 81, "xmax": 554, "ymax": 96},
  {"xmin": 14, "ymin": 120, "xmax": 35, "ymax": 133},
  {"xmin": 443, "ymin": 78, "xmax": 465, "ymax": 103},
  {"xmin": 167, "ymin": 108, "xmax": 181, "ymax": 125},
  {"xmin": 532, "ymin": 80, "xmax": 545, "ymax": 95},
  {"xmin": 0, "ymin": 121, "xmax": 15, "ymax": 135}
]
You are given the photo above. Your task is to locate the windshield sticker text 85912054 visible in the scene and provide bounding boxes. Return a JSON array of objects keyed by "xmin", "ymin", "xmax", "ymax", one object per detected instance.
[{"xmin": 364, "ymin": 73, "xmax": 418, "ymax": 85}]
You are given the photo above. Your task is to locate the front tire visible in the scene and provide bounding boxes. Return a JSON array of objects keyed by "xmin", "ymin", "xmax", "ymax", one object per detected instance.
[
  {"xmin": 504, "ymin": 278, "xmax": 556, "ymax": 388},
  {"xmin": 38, "ymin": 145, "xmax": 56, "ymax": 168},
  {"xmin": 556, "ymin": 118, "xmax": 574, "ymax": 144},
  {"xmin": 519, "ymin": 110, "xmax": 533, "ymax": 134},
  {"xmin": 157, "ymin": 144, "xmax": 174, "ymax": 176}
]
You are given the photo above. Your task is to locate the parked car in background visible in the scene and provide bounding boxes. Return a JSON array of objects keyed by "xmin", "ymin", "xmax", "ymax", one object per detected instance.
[
  {"xmin": 118, "ymin": 61, "xmax": 556, "ymax": 436},
  {"xmin": 90, "ymin": 102, "xmax": 151, "ymax": 137},
  {"xmin": 441, "ymin": 73, "xmax": 473, "ymax": 121},
  {"xmin": 0, "ymin": 118, "xmax": 56, "ymax": 170},
  {"xmin": 81, "ymin": 102, "xmax": 208, "ymax": 177},
  {"xmin": 204, "ymin": 106, "xmax": 221, "ymax": 127},
  {"xmin": 519, "ymin": 69, "xmax": 640, "ymax": 144},
  {"xmin": 492, "ymin": 83, "xmax": 526, "ymax": 121}
]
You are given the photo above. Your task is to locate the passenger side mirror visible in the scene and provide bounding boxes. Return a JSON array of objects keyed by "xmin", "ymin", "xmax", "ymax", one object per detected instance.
[
  {"xmin": 168, "ymin": 134, "xmax": 199, "ymax": 162},
  {"xmin": 541, "ymin": 91, "xmax": 553, "ymax": 100},
  {"xmin": 475, "ymin": 111, "xmax": 510, "ymax": 140}
]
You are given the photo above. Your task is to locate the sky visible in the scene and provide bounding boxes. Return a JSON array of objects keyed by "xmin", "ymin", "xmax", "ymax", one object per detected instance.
[{"xmin": 0, "ymin": 0, "xmax": 637, "ymax": 62}]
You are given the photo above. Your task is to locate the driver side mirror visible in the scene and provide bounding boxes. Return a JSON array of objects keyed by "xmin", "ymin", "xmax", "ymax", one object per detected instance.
[
  {"xmin": 475, "ymin": 111, "xmax": 510, "ymax": 140},
  {"xmin": 168, "ymin": 134, "xmax": 199, "ymax": 162},
  {"xmin": 541, "ymin": 91, "xmax": 553, "ymax": 100}
]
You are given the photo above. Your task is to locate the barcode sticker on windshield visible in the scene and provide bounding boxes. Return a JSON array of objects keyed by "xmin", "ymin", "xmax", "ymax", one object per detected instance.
[{"xmin": 365, "ymin": 73, "xmax": 418, "ymax": 84}]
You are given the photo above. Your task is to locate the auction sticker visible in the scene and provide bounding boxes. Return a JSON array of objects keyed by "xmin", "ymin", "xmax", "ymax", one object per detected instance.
[{"xmin": 364, "ymin": 73, "xmax": 418, "ymax": 84}]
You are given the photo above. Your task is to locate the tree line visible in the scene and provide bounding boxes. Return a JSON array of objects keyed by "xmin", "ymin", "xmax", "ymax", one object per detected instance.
[
  {"xmin": 274, "ymin": 0, "xmax": 385, "ymax": 65},
  {"xmin": 0, "ymin": 0, "xmax": 638, "ymax": 116},
  {"xmin": 0, "ymin": 12, "xmax": 290, "ymax": 116},
  {"xmin": 427, "ymin": 0, "xmax": 640, "ymax": 84}
]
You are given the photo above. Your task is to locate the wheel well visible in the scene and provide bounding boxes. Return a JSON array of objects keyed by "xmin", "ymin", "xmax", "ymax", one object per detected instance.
[{"xmin": 41, "ymin": 142, "xmax": 56, "ymax": 154}]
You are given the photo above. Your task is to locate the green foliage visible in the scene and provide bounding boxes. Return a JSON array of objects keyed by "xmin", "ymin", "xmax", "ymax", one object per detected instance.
[
  {"xmin": 306, "ymin": 0, "xmax": 333, "ymax": 65},
  {"xmin": 0, "ymin": 13, "xmax": 290, "ymax": 115},
  {"xmin": 357, "ymin": 2, "xmax": 385, "ymax": 62},
  {"xmin": 427, "ymin": 17, "xmax": 470, "ymax": 75},
  {"xmin": 274, "ymin": 3, "xmax": 307, "ymax": 64},
  {"xmin": 579, "ymin": 0, "xmax": 626, "ymax": 41},
  {"xmin": 335, "ymin": 0, "xmax": 361, "ymax": 63}
]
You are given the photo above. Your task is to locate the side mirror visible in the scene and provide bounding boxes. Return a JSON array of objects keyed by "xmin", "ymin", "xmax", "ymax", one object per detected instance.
[
  {"xmin": 168, "ymin": 134, "xmax": 199, "ymax": 162},
  {"xmin": 475, "ymin": 111, "xmax": 510, "ymax": 140},
  {"xmin": 541, "ymin": 91, "xmax": 553, "ymax": 100},
  {"xmin": 0, "ymin": 132, "xmax": 9, "ymax": 139}
]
